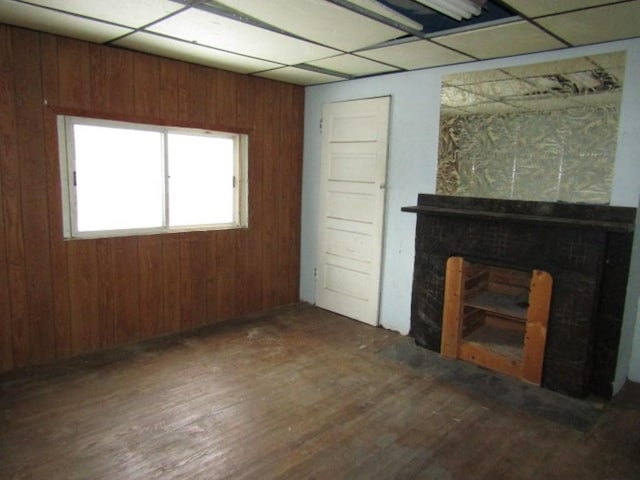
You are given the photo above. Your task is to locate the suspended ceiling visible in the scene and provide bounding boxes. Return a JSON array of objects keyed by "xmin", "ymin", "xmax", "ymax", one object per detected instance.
[{"xmin": 0, "ymin": 0, "xmax": 639, "ymax": 86}]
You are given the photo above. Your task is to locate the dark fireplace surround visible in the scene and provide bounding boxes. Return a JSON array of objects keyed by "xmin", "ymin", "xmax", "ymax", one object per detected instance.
[{"xmin": 403, "ymin": 194, "xmax": 636, "ymax": 399}]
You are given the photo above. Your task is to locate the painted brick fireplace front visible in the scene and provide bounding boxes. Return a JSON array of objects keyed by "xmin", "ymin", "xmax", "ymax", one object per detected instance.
[{"xmin": 402, "ymin": 194, "xmax": 636, "ymax": 398}]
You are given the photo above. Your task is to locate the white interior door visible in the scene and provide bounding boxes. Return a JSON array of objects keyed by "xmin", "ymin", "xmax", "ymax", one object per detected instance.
[{"xmin": 315, "ymin": 96, "xmax": 390, "ymax": 326}]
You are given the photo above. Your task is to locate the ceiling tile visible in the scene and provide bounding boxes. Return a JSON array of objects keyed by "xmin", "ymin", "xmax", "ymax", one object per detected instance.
[
  {"xmin": 256, "ymin": 67, "xmax": 345, "ymax": 86},
  {"xmin": 0, "ymin": 1, "xmax": 131, "ymax": 42},
  {"xmin": 21, "ymin": 0, "xmax": 183, "ymax": 28},
  {"xmin": 114, "ymin": 32, "xmax": 280, "ymax": 74},
  {"xmin": 213, "ymin": 0, "xmax": 406, "ymax": 52},
  {"xmin": 501, "ymin": 0, "xmax": 617, "ymax": 18},
  {"xmin": 346, "ymin": 0, "xmax": 423, "ymax": 30},
  {"xmin": 433, "ymin": 21, "xmax": 566, "ymax": 59},
  {"xmin": 306, "ymin": 54, "xmax": 398, "ymax": 77},
  {"xmin": 357, "ymin": 40, "xmax": 472, "ymax": 70},
  {"xmin": 537, "ymin": 1, "xmax": 640, "ymax": 46},
  {"xmin": 148, "ymin": 8, "xmax": 339, "ymax": 65}
]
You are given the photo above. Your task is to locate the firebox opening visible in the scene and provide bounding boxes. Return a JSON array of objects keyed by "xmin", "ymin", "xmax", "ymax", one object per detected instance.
[{"xmin": 441, "ymin": 257, "xmax": 553, "ymax": 386}]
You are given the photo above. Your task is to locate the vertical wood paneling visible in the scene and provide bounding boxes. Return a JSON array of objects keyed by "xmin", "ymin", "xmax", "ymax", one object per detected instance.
[
  {"xmin": 89, "ymin": 46, "xmax": 135, "ymax": 115},
  {"xmin": 89, "ymin": 45, "xmax": 108, "ymax": 112},
  {"xmin": 67, "ymin": 241, "xmax": 99, "ymax": 353},
  {"xmin": 239, "ymin": 76, "xmax": 263, "ymax": 313},
  {"xmin": 180, "ymin": 233, "xmax": 208, "ymax": 329},
  {"xmin": 113, "ymin": 237, "xmax": 140, "ymax": 344},
  {"xmin": 216, "ymin": 230, "xmax": 238, "ymax": 321},
  {"xmin": 235, "ymin": 75, "xmax": 254, "ymax": 127},
  {"xmin": 0, "ymin": 25, "xmax": 11, "ymax": 68},
  {"xmin": 96, "ymin": 237, "xmax": 141, "ymax": 347},
  {"xmin": 1, "ymin": 28, "xmax": 29, "ymax": 368},
  {"xmin": 205, "ymin": 232, "xmax": 218, "ymax": 324},
  {"xmin": 163, "ymin": 235, "xmax": 182, "ymax": 334},
  {"xmin": 205, "ymin": 69, "xmax": 218, "ymax": 125},
  {"xmin": 157, "ymin": 57, "xmax": 179, "ymax": 340},
  {"xmin": 57, "ymin": 37, "xmax": 90, "ymax": 109},
  {"xmin": 58, "ymin": 34, "xmax": 98, "ymax": 356},
  {"xmin": 176, "ymin": 62, "xmax": 190, "ymax": 124},
  {"xmin": 235, "ymin": 229, "xmax": 251, "ymax": 316},
  {"xmin": 278, "ymin": 84, "xmax": 293, "ymax": 304},
  {"xmin": 138, "ymin": 235, "xmax": 164, "ymax": 338},
  {"xmin": 191, "ymin": 233, "xmax": 208, "ymax": 327},
  {"xmin": 261, "ymin": 85, "xmax": 281, "ymax": 309},
  {"xmin": 0, "ymin": 25, "xmax": 15, "ymax": 371},
  {"xmin": 0, "ymin": 144, "xmax": 12, "ymax": 369},
  {"xmin": 134, "ymin": 54, "xmax": 164, "ymax": 340},
  {"xmin": 0, "ymin": 26, "xmax": 303, "ymax": 373},
  {"xmin": 133, "ymin": 54, "xmax": 160, "ymax": 119},
  {"xmin": 0, "ymin": 129, "xmax": 13, "ymax": 370},
  {"xmin": 206, "ymin": 69, "xmax": 222, "ymax": 323},
  {"xmin": 7, "ymin": 258, "xmax": 29, "ymax": 366},
  {"xmin": 282, "ymin": 85, "xmax": 304, "ymax": 303},
  {"xmin": 14, "ymin": 29, "xmax": 56, "ymax": 364},
  {"xmin": 214, "ymin": 70, "xmax": 238, "ymax": 127},
  {"xmin": 186, "ymin": 64, "xmax": 208, "ymax": 127},
  {"xmin": 96, "ymin": 239, "xmax": 117, "ymax": 348},
  {"xmin": 106, "ymin": 49, "xmax": 134, "ymax": 116},
  {"xmin": 41, "ymin": 34, "xmax": 72, "ymax": 358},
  {"xmin": 274, "ymin": 83, "xmax": 290, "ymax": 306},
  {"xmin": 159, "ymin": 57, "xmax": 179, "ymax": 121},
  {"xmin": 179, "ymin": 233, "xmax": 195, "ymax": 331}
]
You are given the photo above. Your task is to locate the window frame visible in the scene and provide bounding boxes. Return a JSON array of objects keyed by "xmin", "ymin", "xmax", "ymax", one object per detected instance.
[{"xmin": 57, "ymin": 115, "xmax": 248, "ymax": 239}]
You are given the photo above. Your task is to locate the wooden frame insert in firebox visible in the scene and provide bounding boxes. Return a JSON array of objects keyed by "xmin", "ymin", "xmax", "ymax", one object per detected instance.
[{"xmin": 441, "ymin": 257, "xmax": 553, "ymax": 385}]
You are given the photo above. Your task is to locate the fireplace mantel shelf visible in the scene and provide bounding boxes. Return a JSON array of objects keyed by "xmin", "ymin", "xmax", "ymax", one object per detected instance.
[{"xmin": 401, "ymin": 205, "xmax": 634, "ymax": 233}]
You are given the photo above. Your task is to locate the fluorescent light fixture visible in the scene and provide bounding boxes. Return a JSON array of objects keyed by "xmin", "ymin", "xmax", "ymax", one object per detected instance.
[
  {"xmin": 348, "ymin": 0, "xmax": 424, "ymax": 30},
  {"xmin": 414, "ymin": 0, "xmax": 485, "ymax": 21}
]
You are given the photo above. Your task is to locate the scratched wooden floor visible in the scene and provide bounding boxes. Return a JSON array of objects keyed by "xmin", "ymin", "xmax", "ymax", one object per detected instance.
[{"xmin": 1, "ymin": 303, "xmax": 639, "ymax": 480}]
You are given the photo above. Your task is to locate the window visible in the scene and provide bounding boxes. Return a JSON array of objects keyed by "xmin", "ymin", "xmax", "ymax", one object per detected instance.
[{"xmin": 58, "ymin": 116, "xmax": 248, "ymax": 238}]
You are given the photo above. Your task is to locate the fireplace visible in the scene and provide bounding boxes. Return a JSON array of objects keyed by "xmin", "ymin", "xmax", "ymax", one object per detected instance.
[
  {"xmin": 441, "ymin": 257, "xmax": 552, "ymax": 386},
  {"xmin": 402, "ymin": 194, "xmax": 636, "ymax": 398}
]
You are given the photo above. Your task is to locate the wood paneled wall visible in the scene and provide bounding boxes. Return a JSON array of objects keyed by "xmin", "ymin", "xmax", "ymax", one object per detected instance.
[{"xmin": 0, "ymin": 25, "xmax": 304, "ymax": 373}]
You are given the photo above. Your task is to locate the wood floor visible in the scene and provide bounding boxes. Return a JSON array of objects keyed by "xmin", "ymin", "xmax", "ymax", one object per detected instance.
[{"xmin": 1, "ymin": 304, "xmax": 639, "ymax": 479}]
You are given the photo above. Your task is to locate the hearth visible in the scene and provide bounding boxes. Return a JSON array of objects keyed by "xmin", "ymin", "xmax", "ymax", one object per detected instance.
[{"xmin": 402, "ymin": 194, "xmax": 636, "ymax": 398}]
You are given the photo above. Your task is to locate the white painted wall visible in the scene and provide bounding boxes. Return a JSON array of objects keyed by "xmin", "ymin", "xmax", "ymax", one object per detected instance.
[
  {"xmin": 612, "ymin": 42, "xmax": 640, "ymax": 387},
  {"xmin": 301, "ymin": 38, "xmax": 640, "ymax": 388}
]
